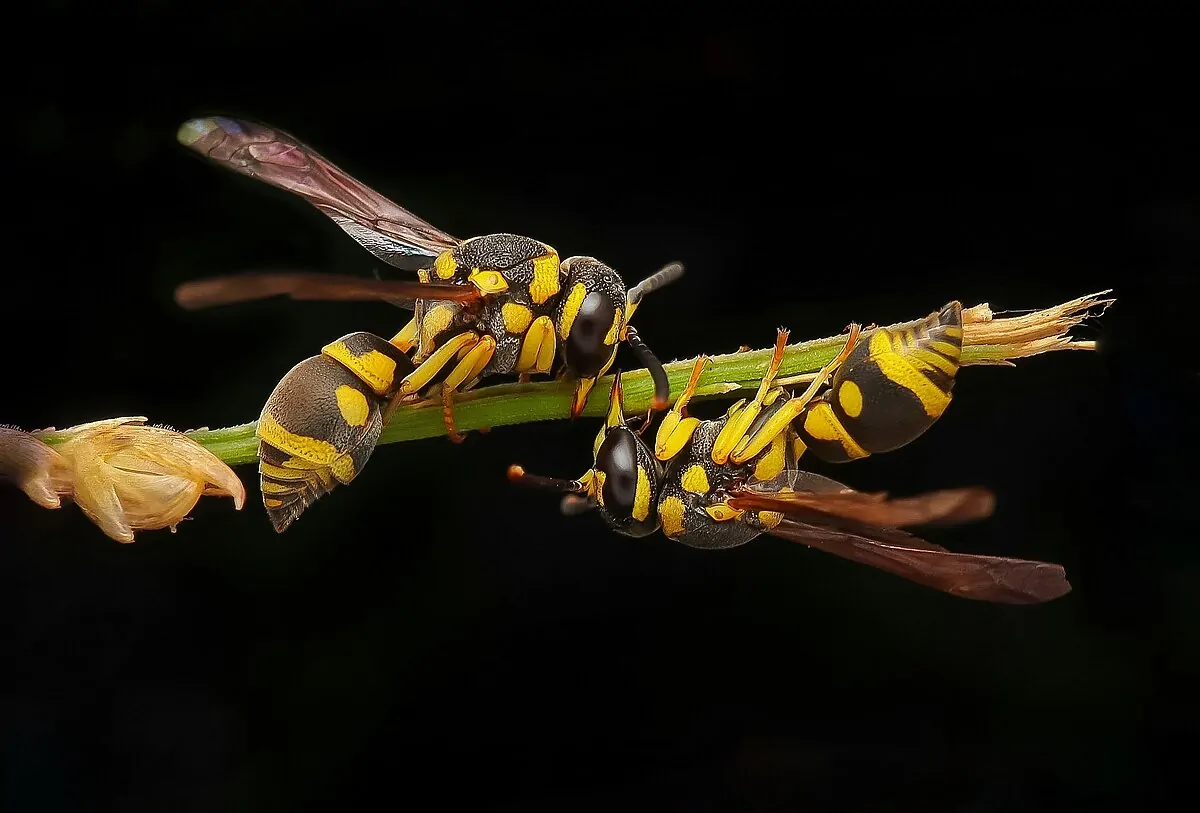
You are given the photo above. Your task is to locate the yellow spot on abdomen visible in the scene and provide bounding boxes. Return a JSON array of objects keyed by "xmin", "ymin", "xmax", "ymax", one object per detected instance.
[
  {"xmin": 838, "ymin": 379, "xmax": 863, "ymax": 418},
  {"xmin": 559, "ymin": 282, "xmax": 588, "ymax": 340},
  {"xmin": 434, "ymin": 251, "xmax": 457, "ymax": 280},
  {"xmin": 633, "ymin": 467, "xmax": 652, "ymax": 522},
  {"xmin": 502, "ymin": 302, "xmax": 534, "ymax": 334},
  {"xmin": 659, "ymin": 495, "xmax": 686, "ymax": 539},
  {"xmin": 681, "ymin": 464, "xmax": 709, "ymax": 495},
  {"xmin": 529, "ymin": 252, "xmax": 561, "ymax": 305},
  {"xmin": 335, "ymin": 384, "xmax": 371, "ymax": 427}
]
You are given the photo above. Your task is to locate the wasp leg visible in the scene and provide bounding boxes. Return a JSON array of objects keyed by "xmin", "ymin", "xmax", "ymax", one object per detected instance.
[
  {"xmin": 730, "ymin": 324, "xmax": 862, "ymax": 465},
  {"xmin": 712, "ymin": 329, "xmax": 793, "ymax": 465},
  {"xmin": 515, "ymin": 315, "xmax": 557, "ymax": 376},
  {"xmin": 389, "ymin": 317, "xmax": 419, "ymax": 353},
  {"xmin": 438, "ymin": 335, "xmax": 497, "ymax": 442},
  {"xmin": 384, "ymin": 331, "xmax": 480, "ymax": 425},
  {"xmin": 654, "ymin": 355, "xmax": 712, "ymax": 462}
]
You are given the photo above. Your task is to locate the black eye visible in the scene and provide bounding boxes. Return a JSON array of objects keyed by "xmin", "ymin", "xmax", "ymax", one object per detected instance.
[
  {"xmin": 564, "ymin": 291, "xmax": 616, "ymax": 377},
  {"xmin": 596, "ymin": 428, "xmax": 639, "ymax": 519}
]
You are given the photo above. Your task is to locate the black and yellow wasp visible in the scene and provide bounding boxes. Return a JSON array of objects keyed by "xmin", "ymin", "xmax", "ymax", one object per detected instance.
[
  {"xmin": 510, "ymin": 302, "xmax": 1071, "ymax": 604},
  {"xmin": 172, "ymin": 116, "xmax": 682, "ymax": 532}
]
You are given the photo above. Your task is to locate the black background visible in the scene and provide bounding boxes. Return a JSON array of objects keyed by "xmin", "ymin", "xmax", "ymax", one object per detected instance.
[{"xmin": 3, "ymin": 6, "xmax": 1198, "ymax": 811}]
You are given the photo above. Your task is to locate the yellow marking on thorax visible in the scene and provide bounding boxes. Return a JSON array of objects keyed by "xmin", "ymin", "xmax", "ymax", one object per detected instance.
[
  {"xmin": 335, "ymin": 384, "xmax": 371, "ymax": 427},
  {"xmin": 469, "ymin": 268, "xmax": 509, "ymax": 294},
  {"xmin": 680, "ymin": 464, "xmax": 710, "ymax": 495},
  {"xmin": 419, "ymin": 304, "xmax": 457, "ymax": 354},
  {"xmin": 869, "ymin": 330, "xmax": 951, "ymax": 418},
  {"xmin": 604, "ymin": 307, "xmax": 623, "ymax": 345},
  {"xmin": 558, "ymin": 282, "xmax": 588, "ymax": 340},
  {"xmin": 263, "ymin": 497, "xmax": 285, "ymax": 509},
  {"xmin": 837, "ymin": 379, "xmax": 864, "ymax": 418},
  {"xmin": 418, "ymin": 268, "xmax": 431, "ymax": 283},
  {"xmin": 257, "ymin": 413, "xmax": 342, "ymax": 465},
  {"xmin": 658, "ymin": 495, "xmax": 686, "ymax": 538},
  {"xmin": 752, "ymin": 434, "xmax": 787, "ymax": 483},
  {"xmin": 433, "ymin": 251, "xmax": 458, "ymax": 280},
  {"xmin": 802, "ymin": 403, "xmax": 869, "ymax": 459},
  {"xmin": 594, "ymin": 470, "xmax": 608, "ymax": 508},
  {"xmin": 502, "ymin": 302, "xmax": 534, "ymax": 334},
  {"xmin": 321, "ymin": 342, "xmax": 398, "ymax": 396},
  {"xmin": 633, "ymin": 467, "xmax": 652, "ymax": 522},
  {"xmin": 529, "ymin": 253, "xmax": 562, "ymax": 305}
]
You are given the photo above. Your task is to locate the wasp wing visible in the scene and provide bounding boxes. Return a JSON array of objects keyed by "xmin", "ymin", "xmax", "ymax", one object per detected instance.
[
  {"xmin": 178, "ymin": 117, "xmax": 459, "ymax": 269},
  {"xmin": 729, "ymin": 471, "xmax": 996, "ymax": 530},
  {"xmin": 728, "ymin": 470, "xmax": 1069, "ymax": 604},
  {"xmin": 768, "ymin": 517, "xmax": 1071, "ymax": 604},
  {"xmin": 174, "ymin": 271, "xmax": 480, "ymax": 311}
]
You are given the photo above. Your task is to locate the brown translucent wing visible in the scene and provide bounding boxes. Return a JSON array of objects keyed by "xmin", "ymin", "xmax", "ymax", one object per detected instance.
[
  {"xmin": 174, "ymin": 271, "xmax": 480, "ymax": 311},
  {"xmin": 178, "ymin": 117, "xmax": 459, "ymax": 269},
  {"xmin": 769, "ymin": 517, "xmax": 1071, "ymax": 605},
  {"xmin": 729, "ymin": 478, "xmax": 997, "ymax": 529}
]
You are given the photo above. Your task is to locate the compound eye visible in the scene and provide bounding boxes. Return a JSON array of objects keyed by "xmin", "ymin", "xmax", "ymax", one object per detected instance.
[
  {"xmin": 595, "ymin": 427, "xmax": 640, "ymax": 520},
  {"xmin": 564, "ymin": 291, "xmax": 617, "ymax": 377}
]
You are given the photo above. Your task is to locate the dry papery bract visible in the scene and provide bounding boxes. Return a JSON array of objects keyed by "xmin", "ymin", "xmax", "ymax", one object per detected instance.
[{"xmin": 2, "ymin": 418, "xmax": 245, "ymax": 543}]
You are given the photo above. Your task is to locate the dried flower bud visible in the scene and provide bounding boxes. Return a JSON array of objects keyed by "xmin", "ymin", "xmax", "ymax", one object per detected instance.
[
  {"xmin": 2, "ymin": 417, "xmax": 247, "ymax": 543},
  {"xmin": 0, "ymin": 426, "xmax": 74, "ymax": 509}
]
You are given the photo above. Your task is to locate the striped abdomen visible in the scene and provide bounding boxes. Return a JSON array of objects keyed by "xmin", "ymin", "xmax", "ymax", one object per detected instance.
[
  {"xmin": 255, "ymin": 332, "xmax": 414, "ymax": 532},
  {"xmin": 794, "ymin": 301, "xmax": 964, "ymax": 463}
]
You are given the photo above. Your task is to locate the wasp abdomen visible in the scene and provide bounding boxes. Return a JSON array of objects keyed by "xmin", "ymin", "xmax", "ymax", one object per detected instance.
[
  {"xmin": 796, "ymin": 301, "xmax": 964, "ymax": 463},
  {"xmin": 255, "ymin": 332, "xmax": 414, "ymax": 532}
]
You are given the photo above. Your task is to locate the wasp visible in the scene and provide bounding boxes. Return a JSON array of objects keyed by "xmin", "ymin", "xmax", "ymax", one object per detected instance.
[
  {"xmin": 172, "ymin": 117, "xmax": 683, "ymax": 532},
  {"xmin": 510, "ymin": 304, "xmax": 1071, "ymax": 604}
]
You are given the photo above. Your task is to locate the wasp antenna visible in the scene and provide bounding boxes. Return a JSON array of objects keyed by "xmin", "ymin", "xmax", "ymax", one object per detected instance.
[
  {"xmin": 507, "ymin": 464, "xmax": 588, "ymax": 493},
  {"xmin": 627, "ymin": 261, "xmax": 685, "ymax": 307},
  {"xmin": 625, "ymin": 325, "xmax": 671, "ymax": 412}
]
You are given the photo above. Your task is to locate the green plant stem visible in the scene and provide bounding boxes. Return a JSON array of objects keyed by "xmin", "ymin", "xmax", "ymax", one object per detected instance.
[
  {"xmin": 174, "ymin": 333, "xmax": 1087, "ymax": 467},
  {"xmin": 34, "ymin": 291, "xmax": 1112, "ymax": 468}
]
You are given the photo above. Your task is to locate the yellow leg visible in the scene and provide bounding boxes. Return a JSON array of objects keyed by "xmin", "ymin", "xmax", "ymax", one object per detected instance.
[
  {"xmin": 389, "ymin": 317, "xmax": 419, "ymax": 353},
  {"xmin": 730, "ymin": 323, "xmax": 862, "ymax": 464},
  {"xmin": 438, "ymin": 335, "xmax": 496, "ymax": 441},
  {"xmin": 654, "ymin": 356, "xmax": 711, "ymax": 462},
  {"xmin": 383, "ymin": 331, "xmax": 479, "ymax": 425},
  {"xmin": 711, "ymin": 329, "xmax": 791, "ymax": 465},
  {"xmin": 516, "ymin": 315, "xmax": 556, "ymax": 374}
]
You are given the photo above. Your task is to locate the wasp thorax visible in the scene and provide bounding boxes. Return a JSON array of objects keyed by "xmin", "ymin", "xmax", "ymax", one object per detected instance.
[
  {"xmin": 555, "ymin": 257, "xmax": 628, "ymax": 378},
  {"xmin": 594, "ymin": 426, "xmax": 660, "ymax": 538}
]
